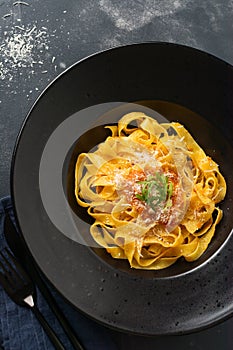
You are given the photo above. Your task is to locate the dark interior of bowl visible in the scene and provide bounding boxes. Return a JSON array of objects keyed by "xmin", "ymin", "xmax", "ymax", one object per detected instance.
[{"xmin": 64, "ymin": 100, "xmax": 233, "ymax": 279}]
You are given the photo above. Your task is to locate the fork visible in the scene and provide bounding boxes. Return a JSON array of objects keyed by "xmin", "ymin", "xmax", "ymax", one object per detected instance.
[{"xmin": 0, "ymin": 247, "xmax": 66, "ymax": 350}]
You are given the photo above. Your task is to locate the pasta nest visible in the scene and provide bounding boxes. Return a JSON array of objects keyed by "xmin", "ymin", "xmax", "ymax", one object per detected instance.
[{"xmin": 75, "ymin": 112, "xmax": 226, "ymax": 270}]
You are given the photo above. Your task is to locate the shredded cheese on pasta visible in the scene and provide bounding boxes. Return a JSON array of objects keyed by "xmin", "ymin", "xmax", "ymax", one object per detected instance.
[{"xmin": 75, "ymin": 112, "xmax": 226, "ymax": 270}]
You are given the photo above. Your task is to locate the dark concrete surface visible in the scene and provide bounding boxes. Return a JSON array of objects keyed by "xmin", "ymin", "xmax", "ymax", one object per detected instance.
[{"xmin": 0, "ymin": 1, "xmax": 232, "ymax": 349}]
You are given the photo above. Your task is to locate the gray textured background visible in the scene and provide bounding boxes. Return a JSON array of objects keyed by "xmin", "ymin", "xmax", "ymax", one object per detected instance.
[
  {"xmin": 0, "ymin": 1, "xmax": 232, "ymax": 349},
  {"xmin": 1, "ymin": 0, "xmax": 233, "ymax": 197}
]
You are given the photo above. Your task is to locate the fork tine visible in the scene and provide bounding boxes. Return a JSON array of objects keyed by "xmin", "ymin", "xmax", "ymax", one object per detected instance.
[
  {"xmin": 0, "ymin": 270, "xmax": 9, "ymax": 288},
  {"xmin": 0, "ymin": 250, "xmax": 23, "ymax": 285},
  {"xmin": 0, "ymin": 248, "xmax": 35, "ymax": 306},
  {"xmin": 0, "ymin": 248, "xmax": 34, "ymax": 295},
  {"xmin": 2, "ymin": 248, "xmax": 32, "ymax": 284},
  {"xmin": 0, "ymin": 251, "xmax": 24, "ymax": 292},
  {"xmin": 0, "ymin": 269, "xmax": 14, "ymax": 294}
]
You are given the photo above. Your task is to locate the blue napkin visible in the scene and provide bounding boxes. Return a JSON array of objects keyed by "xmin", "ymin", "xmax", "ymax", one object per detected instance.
[{"xmin": 0, "ymin": 196, "xmax": 118, "ymax": 350}]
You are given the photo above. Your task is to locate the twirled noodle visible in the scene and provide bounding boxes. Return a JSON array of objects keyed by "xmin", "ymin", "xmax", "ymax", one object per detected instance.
[{"xmin": 75, "ymin": 112, "xmax": 226, "ymax": 270}]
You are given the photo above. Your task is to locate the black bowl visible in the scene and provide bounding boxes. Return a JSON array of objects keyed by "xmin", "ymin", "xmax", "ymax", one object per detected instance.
[{"xmin": 11, "ymin": 43, "xmax": 233, "ymax": 335}]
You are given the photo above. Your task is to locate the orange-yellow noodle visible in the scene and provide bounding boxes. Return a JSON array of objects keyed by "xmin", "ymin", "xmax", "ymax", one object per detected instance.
[{"xmin": 75, "ymin": 112, "xmax": 226, "ymax": 270}]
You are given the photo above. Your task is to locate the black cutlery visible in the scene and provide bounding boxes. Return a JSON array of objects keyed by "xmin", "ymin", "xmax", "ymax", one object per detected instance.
[
  {"xmin": 4, "ymin": 212, "xmax": 85, "ymax": 350},
  {"xmin": 0, "ymin": 247, "xmax": 66, "ymax": 350}
]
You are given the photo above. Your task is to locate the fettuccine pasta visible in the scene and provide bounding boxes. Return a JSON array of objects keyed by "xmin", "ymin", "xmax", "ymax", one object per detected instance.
[{"xmin": 75, "ymin": 112, "xmax": 226, "ymax": 270}]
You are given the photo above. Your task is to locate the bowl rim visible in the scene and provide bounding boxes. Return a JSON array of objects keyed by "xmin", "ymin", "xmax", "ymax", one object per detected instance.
[{"xmin": 10, "ymin": 41, "xmax": 233, "ymax": 336}]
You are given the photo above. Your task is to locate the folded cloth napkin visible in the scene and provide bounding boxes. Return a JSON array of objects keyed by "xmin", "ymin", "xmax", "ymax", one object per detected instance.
[{"xmin": 0, "ymin": 196, "xmax": 118, "ymax": 350}]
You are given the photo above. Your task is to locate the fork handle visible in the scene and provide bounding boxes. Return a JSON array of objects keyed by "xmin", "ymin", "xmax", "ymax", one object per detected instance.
[{"xmin": 32, "ymin": 305, "xmax": 66, "ymax": 350}]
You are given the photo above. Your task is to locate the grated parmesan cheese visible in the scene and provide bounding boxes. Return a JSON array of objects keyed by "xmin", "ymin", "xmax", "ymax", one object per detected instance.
[{"xmin": 0, "ymin": 24, "xmax": 50, "ymax": 81}]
